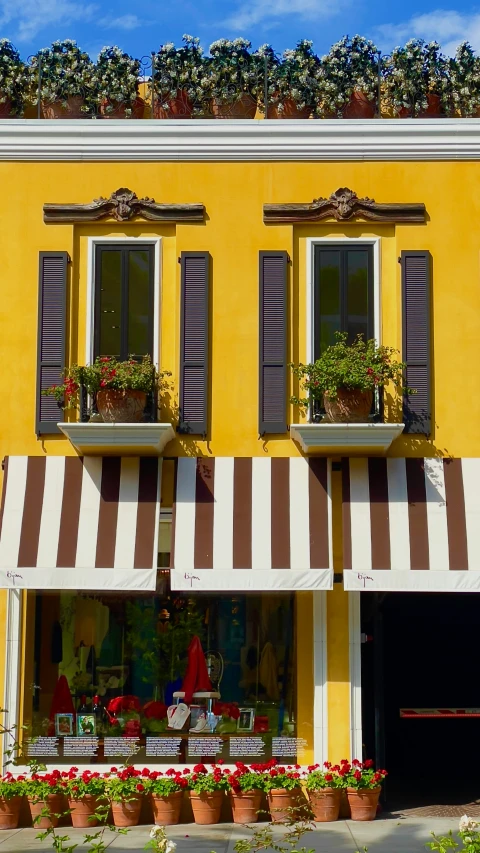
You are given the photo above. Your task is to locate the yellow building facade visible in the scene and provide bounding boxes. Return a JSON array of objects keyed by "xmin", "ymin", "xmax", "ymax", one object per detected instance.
[{"xmin": 0, "ymin": 119, "xmax": 479, "ymax": 800}]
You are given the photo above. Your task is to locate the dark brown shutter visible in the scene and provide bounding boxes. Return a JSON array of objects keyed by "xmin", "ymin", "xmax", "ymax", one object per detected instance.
[
  {"xmin": 36, "ymin": 252, "xmax": 69, "ymax": 436},
  {"xmin": 179, "ymin": 252, "xmax": 209, "ymax": 436},
  {"xmin": 259, "ymin": 251, "xmax": 288, "ymax": 434},
  {"xmin": 401, "ymin": 250, "xmax": 431, "ymax": 435}
]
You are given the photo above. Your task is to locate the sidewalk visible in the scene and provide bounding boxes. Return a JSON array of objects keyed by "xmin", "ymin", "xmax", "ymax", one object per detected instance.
[{"xmin": 0, "ymin": 817, "xmax": 461, "ymax": 853}]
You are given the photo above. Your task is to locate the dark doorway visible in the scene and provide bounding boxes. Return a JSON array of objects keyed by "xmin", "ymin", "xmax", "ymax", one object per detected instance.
[{"xmin": 361, "ymin": 592, "xmax": 480, "ymax": 811}]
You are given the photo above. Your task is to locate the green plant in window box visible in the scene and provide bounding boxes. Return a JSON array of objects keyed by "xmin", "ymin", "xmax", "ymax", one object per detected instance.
[{"xmin": 290, "ymin": 332, "xmax": 414, "ymax": 423}]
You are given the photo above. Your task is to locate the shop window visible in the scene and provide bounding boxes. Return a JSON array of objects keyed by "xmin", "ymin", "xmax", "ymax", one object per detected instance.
[
  {"xmin": 94, "ymin": 244, "xmax": 154, "ymax": 360},
  {"xmin": 21, "ymin": 583, "xmax": 306, "ymax": 765},
  {"xmin": 313, "ymin": 244, "xmax": 374, "ymax": 357}
]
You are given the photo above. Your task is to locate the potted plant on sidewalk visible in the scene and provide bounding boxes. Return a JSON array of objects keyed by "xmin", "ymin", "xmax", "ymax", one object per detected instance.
[
  {"xmin": 262, "ymin": 760, "xmax": 303, "ymax": 823},
  {"xmin": 305, "ymin": 762, "xmax": 343, "ymax": 822},
  {"xmin": 104, "ymin": 766, "xmax": 146, "ymax": 827},
  {"xmin": 316, "ymin": 35, "xmax": 379, "ymax": 118},
  {"xmin": 290, "ymin": 332, "xmax": 411, "ymax": 423},
  {"xmin": 224, "ymin": 761, "xmax": 266, "ymax": 824},
  {"xmin": 343, "ymin": 759, "xmax": 387, "ymax": 821},
  {"xmin": 152, "ymin": 36, "xmax": 204, "ymax": 118},
  {"xmin": 187, "ymin": 763, "xmax": 228, "ymax": 825},
  {"xmin": 0, "ymin": 40, "xmax": 27, "ymax": 117},
  {"xmin": 65, "ymin": 768, "xmax": 106, "ymax": 828},
  {"xmin": 25, "ymin": 771, "xmax": 68, "ymax": 829},
  {"xmin": 94, "ymin": 46, "xmax": 143, "ymax": 118},
  {"xmin": 30, "ymin": 40, "xmax": 94, "ymax": 118},
  {"xmin": 208, "ymin": 38, "xmax": 259, "ymax": 118},
  {"xmin": 258, "ymin": 40, "xmax": 319, "ymax": 118},
  {"xmin": 146, "ymin": 769, "xmax": 187, "ymax": 826},
  {"xmin": 43, "ymin": 355, "xmax": 162, "ymax": 423},
  {"xmin": 0, "ymin": 773, "xmax": 26, "ymax": 829}
]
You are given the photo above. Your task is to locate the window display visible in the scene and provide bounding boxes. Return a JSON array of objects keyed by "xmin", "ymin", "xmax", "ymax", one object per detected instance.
[{"xmin": 22, "ymin": 583, "xmax": 307, "ymax": 764}]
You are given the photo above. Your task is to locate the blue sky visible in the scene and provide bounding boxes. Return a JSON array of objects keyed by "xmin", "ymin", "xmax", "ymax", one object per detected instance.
[{"xmin": 2, "ymin": 0, "xmax": 480, "ymax": 60}]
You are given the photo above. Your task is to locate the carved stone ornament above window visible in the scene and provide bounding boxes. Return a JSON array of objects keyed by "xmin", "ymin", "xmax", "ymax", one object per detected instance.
[
  {"xmin": 43, "ymin": 187, "xmax": 205, "ymax": 224},
  {"xmin": 263, "ymin": 187, "xmax": 426, "ymax": 224}
]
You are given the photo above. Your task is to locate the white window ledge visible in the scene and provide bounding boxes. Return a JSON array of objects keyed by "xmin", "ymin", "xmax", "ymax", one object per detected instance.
[
  {"xmin": 290, "ymin": 422, "xmax": 405, "ymax": 455},
  {"xmin": 58, "ymin": 422, "xmax": 175, "ymax": 456}
]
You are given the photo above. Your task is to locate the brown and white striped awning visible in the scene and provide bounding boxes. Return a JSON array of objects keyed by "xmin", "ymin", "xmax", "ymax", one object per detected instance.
[
  {"xmin": 0, "ymin": 456, "xmax": 161, "ymax": 590},
  {"xmin": 342, "ymin": 457, "xmax": 480, "ymax": 591},
  {"xmin": 170, "ymin": 457, "xmax": 332, "ymax": 591}
]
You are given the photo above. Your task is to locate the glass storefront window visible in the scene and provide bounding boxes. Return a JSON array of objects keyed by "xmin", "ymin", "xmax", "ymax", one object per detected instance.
[{"xmin": 22, "ymin": 584, "xmax": 307, "ymax": 765}]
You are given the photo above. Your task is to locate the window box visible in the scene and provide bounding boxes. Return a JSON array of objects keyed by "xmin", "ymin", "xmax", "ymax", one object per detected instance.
[
  {"xmin": 290, "ymin": 422, "xmax": 404, "ymax": 455},
  {"xmin": 58, "ymin": 422, "xmax": 175, "ymax": 456}
]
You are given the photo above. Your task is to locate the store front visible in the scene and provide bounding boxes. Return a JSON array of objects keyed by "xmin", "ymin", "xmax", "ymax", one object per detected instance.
[
  {"xmin": 0, "ymin": 454, "xmax": 332, "ymax": 771},
  {"xmin": 343, "ymin": 456, "xmax": 480, "ymax": 808}
]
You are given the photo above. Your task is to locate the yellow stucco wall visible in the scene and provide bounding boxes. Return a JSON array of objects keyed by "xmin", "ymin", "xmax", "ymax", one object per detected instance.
[{"xmin": 1, "ymin": 158, "xmax": 480, "ymax": 761}]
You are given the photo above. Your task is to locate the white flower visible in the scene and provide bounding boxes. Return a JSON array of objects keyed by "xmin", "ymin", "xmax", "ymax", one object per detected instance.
[
  {"xmin": 165, "ymin": 842, "xmax": 177, "ymax": 853},
  {"xmin": 459, "ymin": 815, "xmax": 478, "ymax": 832},
  {"xmin": 149, "ymin": 825, "xmax": 164, "ymax": 839}
]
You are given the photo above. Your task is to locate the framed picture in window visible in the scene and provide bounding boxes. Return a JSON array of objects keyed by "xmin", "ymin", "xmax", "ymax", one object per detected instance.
[
  {"xmin": 55, "ymin": 713, "xmax": 74, "ymax": 737},
  {"xmin": 237, "ymin": 709, "xmax": 255, "ymax": 732},
  {"xmin": 77, "ymin": 714, "xmax": 96, "ymax": 737}
]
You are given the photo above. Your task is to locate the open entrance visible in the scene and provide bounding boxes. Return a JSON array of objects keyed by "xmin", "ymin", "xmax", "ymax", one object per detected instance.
[{"xmin": 361, "ymin": 592, "xmax": 480, "ymax": 813}]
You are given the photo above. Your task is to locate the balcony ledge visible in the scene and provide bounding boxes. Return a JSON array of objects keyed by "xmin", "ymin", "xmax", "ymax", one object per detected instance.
[
  {"xmin": 290, "ymin": 422, "xmax": 405, "ymax": 455},
  {"xmin": 58, "ymin": 422, "xmax": 175, "ymax": 456}
]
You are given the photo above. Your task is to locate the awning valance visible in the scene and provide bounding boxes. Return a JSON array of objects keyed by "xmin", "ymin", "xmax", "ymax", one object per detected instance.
[
  {"xmin": 342, "ymin": 457, "xmax": 480, "ymax": 592},
  {"xmin": 170, "ymin": 457, "xmax": 332, "ymax": 591},
  {"xmin": 0, "ymin": 456, "xmax": 161, "ymax": 590}
]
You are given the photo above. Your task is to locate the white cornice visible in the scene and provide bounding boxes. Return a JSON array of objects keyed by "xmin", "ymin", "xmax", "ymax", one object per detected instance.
[{"xmin": 2, "ymin": 118, "xmax": 480, "ymax": 161}]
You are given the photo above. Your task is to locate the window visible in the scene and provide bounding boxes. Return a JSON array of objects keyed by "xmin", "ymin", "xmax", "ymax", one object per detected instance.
[
  {"xmin": 313, "ymin": 244, "xmax": 374, "ymax": 358},
  {"xmin": 94, "ymin": 244, "xmax": 154, "ymax": 360}
]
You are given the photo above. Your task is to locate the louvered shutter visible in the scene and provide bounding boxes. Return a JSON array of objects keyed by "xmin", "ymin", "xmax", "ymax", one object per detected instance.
[
  {"xmin": 36, "ymin": 252, "xmax": 69, "ymax": 436},
  {"xmin": 401, "ymin": 250, "xmax": 431, "ymax": 435},
  {"xmin": 259, "ymin": 251, "xmax": 288, "ymax": 434},
  {"xmin": 179, "ymin": 252, "xmax": 209, "ymax": 436}
]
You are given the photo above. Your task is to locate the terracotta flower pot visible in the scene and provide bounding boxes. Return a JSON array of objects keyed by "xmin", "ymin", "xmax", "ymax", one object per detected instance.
[
  {"xmin": 151, "ymin": 791, "xmax": 183, "ymax": 825},
  {"xmin": 398, "ymin": 94, "xmax": 443, "ymax": 118},
  {"xmin": 28, "ymin": 795, "xmax": 65, "ymax": 829},
  {"xmin": 153, "ymin": 90, "xmax": 193, "ymax": 119},
  {"xmin": 41, "ymin": 96, "xmax": 86, "ymax": 119},
  {"xmin": 0, "ymin": 98, "xmax": 13, "ymax": 118},
  {"xmin": 100, "ymin": 97, "xmax": 144, "ymax": 119},
  {"xmin": 230, "ymin": 790, "xmax": 262, "ymax": 823},
  {"xmin": 308, "ymin": 788, "xmax": 341, "ymax": 822},
  {"xmin": 111, "ymin": 797, "xmax": 142, "ymax": 827},
  {"xmin": 189, "ymin": 790, "xmax": 224, "ymax": 825},
  {"xmin": 68, "ymin": 795, "xmax": 101, "ymax": 828},
  {"xmin": 267, "ymin": 789, "xmax": 299, "ymax": 823},
  {"xmin": 267, "ymin": 99, "xmax": 311, "ymax": 119},
  {"xmin": 342, "ymin": 91, "xmax": 376, "ymax": 118},
  {"xmin": 96, "ymin": 389, "xmax": 146, "ymax": 422},
  {"xmin": 212, "ymin": 93, "xmax": 256, "ymax": 119},
  {"xmin": 0, "ymin": 796, "xmax": 21, "ymax": 829},
  {"xmin": 346, "ymin": 787, "xmax": 381, "ymax": 821},
  {"xmin": 323, "ymin": 388, "xmax": 373, "ymax": 423}
]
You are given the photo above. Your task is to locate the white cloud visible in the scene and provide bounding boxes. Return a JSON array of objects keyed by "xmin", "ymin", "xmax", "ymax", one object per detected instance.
[
  {"xmin": 223, "ymin": 0, "xmax": 345, "ymax": 30},
  {"xmin": 0, "ymin": 0, "xmax": 97, "ymax": 42},
  {"xmin": 375, "ymin": 10, "xmax": 480, "ymax": 56},
  {"xmin": 99, "ymin": 13, "xmax": 142, "ymax": 30}
]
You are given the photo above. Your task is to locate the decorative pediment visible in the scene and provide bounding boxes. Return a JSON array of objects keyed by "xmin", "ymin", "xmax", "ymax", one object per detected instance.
[
  {"xmin": 43, "ymin": 187, "xmax": 205, "ymax": 224},
  {"xmin": 263, "ymin": 187, "xmax": 426, "ymax": 224}
]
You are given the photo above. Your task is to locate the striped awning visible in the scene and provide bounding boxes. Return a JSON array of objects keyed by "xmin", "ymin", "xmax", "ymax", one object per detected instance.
[
  {"xmin": 170, "ymin": 457, "xmax": 332, "ymax": 591},
  {"xmin": 342, "ymin": 457, "xmax": 480, "ymax": 591},
  {"xmin": 0, "ymin": 456, "xmax": 161, "ymax": 590}
]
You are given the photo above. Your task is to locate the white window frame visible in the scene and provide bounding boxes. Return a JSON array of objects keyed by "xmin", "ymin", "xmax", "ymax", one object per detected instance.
[
  {"xmin": 86, "ymin": 237, "xmax": 162, "ymax": 367},
  {"xmin": 306, "ymin": 237, "xmax": 381, "ymax": 364}
]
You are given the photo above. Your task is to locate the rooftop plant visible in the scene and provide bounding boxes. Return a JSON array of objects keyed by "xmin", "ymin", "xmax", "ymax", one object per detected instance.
[
  {"xmin": 316, "ymin": 35, "xmax": 379, "ymax": 116},
  {"xmin": 448, "ymin": 41, "xmax": 480, "ymax": 116},
  {"xmin": 206, "ymin": 38, "xmax": 262, "ymax": 106},
  {"xmin": 30, "ymin": 39, "xmax": 95, "ymax": 109},
  {"xmin": 152, "ymin": 35, "xmax": 205, "ymax": 116},
  {"xmin": 0, "ymin": 40, "xmax": 27, "ymax": 115},
  {"xmin": 94, "ymin": 46, "xmax": 141, "ymax": 115},
  {"xmin": 382, "ymin": 39, "xmax": 452, "ymax": 115},
  {"xmin": 258, "ymin": 40, "xmax": 319, "ymax": 115}
]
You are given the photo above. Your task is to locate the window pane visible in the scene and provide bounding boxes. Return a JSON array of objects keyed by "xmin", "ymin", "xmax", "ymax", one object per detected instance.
[
  {"xmin": 99, "ymin": 251, "xmax": 122, "ymax": 357},
  {"xmin": 317, "ymin": 250, "xmax": 341, "ymax": 352},
  {"xmin": 127, "ymin": 250, "xmax": 151, "ymax": 357},
  {"xmin": 346, "ymin": 251, "xmax": 369, "ymax": 342}
]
